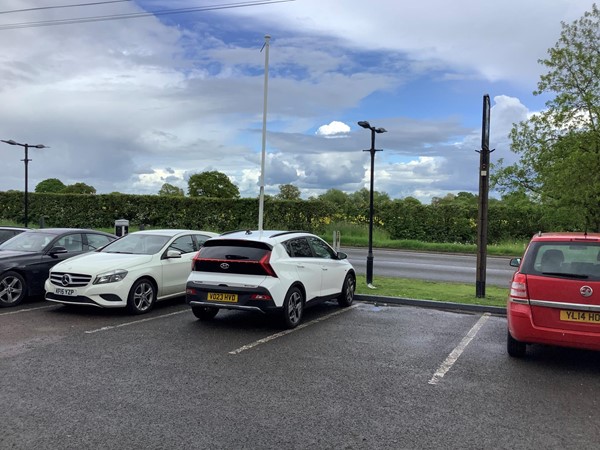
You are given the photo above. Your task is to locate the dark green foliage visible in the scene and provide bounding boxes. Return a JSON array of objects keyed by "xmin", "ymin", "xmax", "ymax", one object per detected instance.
[
  {"xmin": 0, "ymin": 188, "xmax": 588, "ymax": 242},
  {"xmin": 0, "ymin": 192, "xmax": 334, "ymax": 234},
  {"xmin": 188, "ymin": 171, "xmax": 240, "ymax": 199},
  {"xmin": 493, "ymin": 5, "xmax": 600, "ymax": 232},
  {"xmin": 275, "ymin": 184, "xmax": 301, "ymax": 200},
  {"xmin": 35, "ymin": 178, "xmax": 66, "ymax": 193},
  {"xmin": 158, "ymin": 183, "xmax": 184, "ymax": 196},
  {"xmin": 62, "ymin": 182, "xmax": 96, "ymax": 194}
]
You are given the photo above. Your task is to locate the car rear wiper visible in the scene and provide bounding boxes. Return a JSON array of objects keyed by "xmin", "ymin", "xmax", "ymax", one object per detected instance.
[{"xmin": 542, "ymin": 271, "xmax": 589, "ymax": 279}]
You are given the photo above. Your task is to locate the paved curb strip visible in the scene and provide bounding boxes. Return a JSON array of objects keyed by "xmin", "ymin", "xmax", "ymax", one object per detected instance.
[{"xmin": 355, "ymin": 294, "xmax": 506, "ymax": 316}]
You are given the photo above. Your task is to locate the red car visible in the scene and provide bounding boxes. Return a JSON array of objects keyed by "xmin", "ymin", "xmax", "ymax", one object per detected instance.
[{"xmin": 507, "ymin": 232, "xmax": 600, "ymax": 357}]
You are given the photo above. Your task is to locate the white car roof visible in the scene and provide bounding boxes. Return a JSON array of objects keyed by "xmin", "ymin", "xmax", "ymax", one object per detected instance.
[
  {"xmin": 131, "ymin": 229, "xmax": 218, "ymax": 237},
  {"xmin": 214, "ymin": 230, "xmax": 313, "ymax": 244}
]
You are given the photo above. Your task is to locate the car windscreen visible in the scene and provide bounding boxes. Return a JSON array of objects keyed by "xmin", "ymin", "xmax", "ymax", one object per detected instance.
[
  {"xmin": 0, "ymin": 232, "xmax": 57, "ymax": 252},
  {"xmin": 102, "ymin": 234, "xmax": 170, "ymax": 255}
]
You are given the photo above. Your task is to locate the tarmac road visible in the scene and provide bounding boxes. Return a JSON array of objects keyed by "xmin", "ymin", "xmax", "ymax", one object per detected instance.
[
  {"xmin": 343, "ymin": 247, "xmax": 515, "ymax": 287},
  {"xmin": 2, "ymin": 299, "xmax": 600, "ymax": 449}
]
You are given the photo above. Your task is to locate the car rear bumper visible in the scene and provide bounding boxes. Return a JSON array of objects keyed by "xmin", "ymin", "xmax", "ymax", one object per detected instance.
[
  {"xmin": 508, "ymin": 300, "xmax": 600, "ymax": 351},
  {"xmin": 185, "ymin": 282, "xmax": 280, "ymax": 313}
]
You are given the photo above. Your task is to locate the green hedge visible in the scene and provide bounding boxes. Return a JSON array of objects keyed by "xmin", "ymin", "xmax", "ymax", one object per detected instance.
[
  {"xmin": 0, "ymin": 191, "xmax": 579, "ymax": 243},
  {"xmin": 0, "ymin": 192, "xmax": 335, "ymax": 234}
]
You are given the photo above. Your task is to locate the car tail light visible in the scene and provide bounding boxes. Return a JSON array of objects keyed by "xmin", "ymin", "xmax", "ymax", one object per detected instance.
[
  {"xmin": 191, "ymin": 249, "xmax": 204, "ymax": 271},
  {"xmin": 251, "ymin": 293, "xmax": 273, "ymax": 301},
  {"xmin": 510, "ymin": 272, "xmax": 529, "ymax": 299},
  {"xmin": 259, "ymin": 252, "xmax": 277, "ymax": 277}
]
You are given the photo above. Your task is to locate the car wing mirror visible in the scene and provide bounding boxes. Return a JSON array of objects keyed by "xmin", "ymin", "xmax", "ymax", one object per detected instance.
[
  {"xmin": 337, "ymin": 252, "xmax": 348, "ymax": 260},
  {"xmin": 166, "ymin": 249, "xmax": 182, "ymax": 259},
  {"xmin": 509, "ymin": 257, "xmax": 521, "ymax": 267},
  {"xmin": 48, "ymin": 246, "xmax": 68, "ymax": 255}
]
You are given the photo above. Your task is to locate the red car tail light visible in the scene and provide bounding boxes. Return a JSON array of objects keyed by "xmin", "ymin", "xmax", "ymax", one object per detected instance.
[
  {"xmin": 191, "ymin": 249, "xmax": 205, "ymax": 271},
  {"xmin": 251, "ymin": 293, "xmax": 273, "ymax": 301},
  {"xmin": 510, "ymin": 272, "xmax": 529, "ymax": 299},
  {"xmin": 259, "ymin": 252, "xmax": 278, "ymax": 277}
]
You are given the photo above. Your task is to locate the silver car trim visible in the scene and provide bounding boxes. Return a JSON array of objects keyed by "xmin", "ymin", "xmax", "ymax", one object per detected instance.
[
  {"xmin": 45, "ymin": 298, "xmax": 103, "ymax": 308},
  {"xmin": 509, "ymin": 298, "xmax": 529, "ymax": 305},
  {"xmin": 529, "ymin": 299, "xmax": 600, "ymax": 312},
  {"xmin": 189, "ymin": 300, "xmax": 267, "ymax": 314}
]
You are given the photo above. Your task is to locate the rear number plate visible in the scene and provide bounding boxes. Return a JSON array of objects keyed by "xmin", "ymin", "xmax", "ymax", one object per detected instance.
[
  {"xmin": 55, "ymin": 287, "xmax": 77, "ymax": 297},
  {"xmin": 207, "ymin": 292, "xmax": 238, "ymax": 303},
  {"xmin": 560, "ymin": 310, "xmax": 600, "ymax": 324}
]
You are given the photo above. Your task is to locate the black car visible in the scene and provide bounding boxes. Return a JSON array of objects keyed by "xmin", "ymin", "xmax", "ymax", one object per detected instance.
[
  {"xmin": 0, "ymin": 228, "xmax": 117, "ymax": 307},
  {"xmin": 0, "ymin": 226, "xmax": 29, "ymax": 244}
]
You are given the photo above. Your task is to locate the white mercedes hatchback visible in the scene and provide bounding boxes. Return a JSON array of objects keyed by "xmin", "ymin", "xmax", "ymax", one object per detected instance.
[
  {"xmin": 185, "ymin": 230, "xmax": 356, "ymax": 328},
  {"xmin": 45, "ymin": 229, "xmax": 218, "ymax": 314}
]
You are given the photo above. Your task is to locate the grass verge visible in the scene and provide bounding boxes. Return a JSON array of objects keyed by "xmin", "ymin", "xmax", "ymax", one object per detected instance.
[{"xmin": 355, "ymin": 275, "xmax": 508, "ymax": 307}]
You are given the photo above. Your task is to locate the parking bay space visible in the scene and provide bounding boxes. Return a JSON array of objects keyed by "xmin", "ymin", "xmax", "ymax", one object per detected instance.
[{"xmin": 2, "ymin": 301, "xmax": 600, "ymax": 449}]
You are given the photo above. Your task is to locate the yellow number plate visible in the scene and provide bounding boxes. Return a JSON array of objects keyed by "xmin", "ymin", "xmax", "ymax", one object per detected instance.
[
  {"xmin": 207, "ymin": 292, "xmax": 238, "ymax": 303},
  {"xmin": 560, "ymin": 310, "xmax": 600, "ymax": 324}
]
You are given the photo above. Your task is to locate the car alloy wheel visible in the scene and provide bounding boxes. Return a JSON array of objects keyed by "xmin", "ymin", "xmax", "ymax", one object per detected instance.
[
  {"xmin": 338, "ymin": 273, "xmax": 355, "ymax": 307},
  {"xmin": 0, "ymin": 271, "xmax": 26, "ymax": 307},
  {"xmin": 127, "ymin": 278, "xmax": 156, "ymax": 314},
  {"xmin": 282, "ymin": 286, "xmax": 304, "ymax": 329}
]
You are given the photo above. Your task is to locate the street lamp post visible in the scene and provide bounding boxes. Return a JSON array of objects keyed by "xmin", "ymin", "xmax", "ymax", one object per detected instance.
[
  {"xmin": 1, "ymin": 139, "xmax": 49, "ymax": 227},
  {"xmin": 357, "ymin": 121, "xmax": 386, "ymax": 288}
]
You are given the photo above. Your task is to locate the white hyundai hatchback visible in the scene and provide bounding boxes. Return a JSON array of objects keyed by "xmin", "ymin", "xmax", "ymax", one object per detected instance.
[
  {"xmin": 185, "ymin": 230, "xmax": 356, "ymax": 328},
  {"xmin": 45, "ymin": 229, "xmax": 218, "ymax": 314}
]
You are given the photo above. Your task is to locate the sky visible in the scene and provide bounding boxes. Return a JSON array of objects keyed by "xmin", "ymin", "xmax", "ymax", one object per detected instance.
[{"xmin": 0, "ymin": 0, "xmax": 595, "ymax": 203}]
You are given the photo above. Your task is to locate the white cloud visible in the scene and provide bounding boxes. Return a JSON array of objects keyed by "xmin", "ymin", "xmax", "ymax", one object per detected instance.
[
  {"xmin": 315, "ymin": 121, "xmax": 351, "ymax": 137},
  {"xmin": 0, "ymin": 0, "xmax": 593, "ymax": 205}
]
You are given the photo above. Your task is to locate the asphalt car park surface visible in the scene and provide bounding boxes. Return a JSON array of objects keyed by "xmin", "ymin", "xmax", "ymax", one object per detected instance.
[{"xmin": 2, "ymin": 298, "xmax": 600, "ymax": 449}]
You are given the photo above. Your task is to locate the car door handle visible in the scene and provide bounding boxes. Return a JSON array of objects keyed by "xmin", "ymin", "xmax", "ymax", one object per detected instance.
[{"xmin": 296, "ymin": 265, "xmax": 305, "ymax": 268}]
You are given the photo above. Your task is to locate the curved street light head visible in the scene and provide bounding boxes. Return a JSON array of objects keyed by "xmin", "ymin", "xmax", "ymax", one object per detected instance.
[
  {"xmin": 1, "ymin": 138, "xmax": 48, "ymax": 228},
  {"xmin": 1, "ymin": 139, "xmax": 48, "ymax": 148},
  {"xmin": 358, "ymin": 122, "xmax": 387, "ymax": 134}
]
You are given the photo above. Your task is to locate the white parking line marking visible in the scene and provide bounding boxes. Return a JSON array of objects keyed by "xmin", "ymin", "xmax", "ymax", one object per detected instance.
[
  {"xmin": 428, "ymin": 313, "xmax": 490, "ymax": 385},
  {"xmin": 0, "ymin": 305, "xmax": 57, "ymax": 316},
  {"xmin": 84, "ymin": 310, "xmax": 188, "ymax": 334},
  {"xmin": 229, "ymin": 304, "xmax": 359, "ymax": 355}
]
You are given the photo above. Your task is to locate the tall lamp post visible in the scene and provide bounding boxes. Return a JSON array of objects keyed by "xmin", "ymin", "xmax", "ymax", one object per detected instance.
[
  {"xmin": 257, "ymin": 34, "xmax": 271, "ymax": 233},
  {"xmin": 358, "ymin": 121, "xmax": 386, "ymax": 288},
  {"xmin": 1, "ymin": 139, "xmax": 49, "ymax": 227}
]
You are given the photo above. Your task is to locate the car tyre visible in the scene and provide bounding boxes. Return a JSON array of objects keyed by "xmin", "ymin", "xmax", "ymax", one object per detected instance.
[
  {"xmin": 507, "ymin": 330, "xmax": 526, "ymax": 357},
  {"xmin": 337, "ymin": 273, "xmax": 355, "ymax": 307},
  {"xmin": 282, "ymin": 286, "xmax": 304, "ymax": 329},
  {"xmin": 192, "ymin": 305, "xmax": 219, "ymax": 321},
  {"xmin": 126, "ymin": 278, "xmax": 156, "ymax": 315},
  {"xmin": 0, "ymin": 271, "xmax": 26, "ymax": 307}
]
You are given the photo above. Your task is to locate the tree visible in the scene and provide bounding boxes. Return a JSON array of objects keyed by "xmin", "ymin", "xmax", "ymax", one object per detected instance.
[
  {"xmin": 158, "ymin": 183, "xmax": 184, "ymax": 196},
  {"xmin": 492, "ymin": 5, "xmax": 600, "ymax": 231},
  {"xmin": 35, "ymin": 178, "xmax": 65, "ymax": 193},
  {"xmin": 187, "ymin": 171, "xmax": 239, "ymax": 198},
  {"xmin": 275, "ymin": 184, "xmax": 301, "ymax": 200},
  {"xmin": 318, "ymin": 189, "xmax": 350, "ymax": 205},
  {"xmin": 62, "ymin": 182, "xmax": 96, "ymax": 194}
]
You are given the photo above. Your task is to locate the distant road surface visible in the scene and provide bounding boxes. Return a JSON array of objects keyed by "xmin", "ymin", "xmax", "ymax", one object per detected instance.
[{"xmin": 342, "ymin": 247, "xmax": 515, "ymax": 287}]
